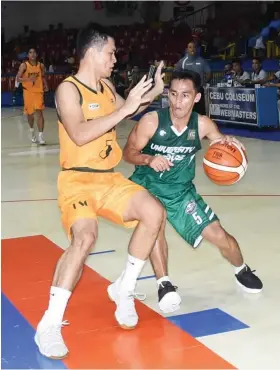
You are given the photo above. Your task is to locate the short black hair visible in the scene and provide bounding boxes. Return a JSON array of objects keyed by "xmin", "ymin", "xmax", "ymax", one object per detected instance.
[
  {"xmin": 252, "ymin": 56, "xmax": 262, "ymax": 63},
  {"xmin": 76, "ymin": 23, "xmax": 113, "ymax": 60},
  {"xmin": 169, "ymin": 70, "xmax": 201, "ymax": 92},
  {"xmin": 232, "ymin": 58, "xmax": 241, "ymax": 66},
  {"xmin": 27, "ymin": 47, "xmax": 37, "ymax": 54}
]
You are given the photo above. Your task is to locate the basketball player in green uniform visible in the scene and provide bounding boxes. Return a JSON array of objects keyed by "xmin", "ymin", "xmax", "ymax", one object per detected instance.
[{"xmin": 122, "ymin": 70, "xmax": 263, "ymax": 309}]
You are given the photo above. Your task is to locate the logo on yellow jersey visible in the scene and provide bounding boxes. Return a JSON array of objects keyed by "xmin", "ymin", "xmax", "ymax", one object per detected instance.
[{"xmin": 88, "ymin": 103, "xmax": 100, "ymax": 110}]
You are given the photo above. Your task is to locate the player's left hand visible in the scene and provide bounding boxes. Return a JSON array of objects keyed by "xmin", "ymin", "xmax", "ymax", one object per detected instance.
[
  {"xmin": 44, "ymin": 85, "xmax": 49, "ymax": 92},
  {"xmin": 153, "ymin": 60, "xmax": 165, "ymax": 95},
  {"xmin": 210, "ymin": 135, "xmax": 245, "ymax": 151}
]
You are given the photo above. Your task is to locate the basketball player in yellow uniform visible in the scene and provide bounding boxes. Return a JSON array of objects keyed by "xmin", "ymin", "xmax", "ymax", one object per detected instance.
[
  {"xmin": 34, "ymin": 23, "xmax": 180, "ymax": 359},
  {"xmin": 17, "ymin": 48, "xmax": 48, "ymax": 144}
]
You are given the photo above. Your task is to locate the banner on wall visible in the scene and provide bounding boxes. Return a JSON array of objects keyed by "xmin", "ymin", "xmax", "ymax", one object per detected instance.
[{"xmin": 208, "ymin": 87, "xmax": 258, "ymax": 125}]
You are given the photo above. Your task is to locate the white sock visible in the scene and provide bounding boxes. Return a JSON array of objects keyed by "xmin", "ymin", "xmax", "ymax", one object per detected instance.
[
  {"xmin": 29, "ymin": 128, "xmax": 34, "ymax": 133},
  {"xmin": 41, "ymin": 286, "xmax": 71, "ymax": 326},
  {"xmin": 157, "ymin": 276, "xmax": 171, "ymax": 287},
  {"xmin": 38, "ymin": 132, "xmax": 44, "ymax": 138},
  {"xmin": 234, "ymin": 263, "xmax": 246, "ymax": 275},
  {"xmin": 120, "ymin": 254, "xmax": 146, "ymax": 292}
]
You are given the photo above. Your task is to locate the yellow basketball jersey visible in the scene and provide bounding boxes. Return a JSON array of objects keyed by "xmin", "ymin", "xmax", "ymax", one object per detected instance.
[
  {"xmin": 58, "ymin": 76, "xmax": 122, "ymax": 170},
  {"xmin": 22, "ymin": 61, "xmax": 43, "ymax": 93}
]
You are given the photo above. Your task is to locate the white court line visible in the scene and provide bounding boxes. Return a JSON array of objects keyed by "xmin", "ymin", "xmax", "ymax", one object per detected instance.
[{"xmin": 8, "ymin": 148, "xmax": 59, "ymax": 156}]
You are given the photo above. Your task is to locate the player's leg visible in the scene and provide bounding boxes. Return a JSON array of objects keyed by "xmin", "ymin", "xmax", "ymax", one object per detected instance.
[
  {"xmin": 35, "ymin": 218, "xmax": 97, "ymax": 359},
  {"xmin": 23, "ymin": 91, "xmax": 37, "ymax": 142},
  {"xmin": 102, "ymin": 185, "xmax": 163, "ymax": 328},
  {"xmin": 35, "ymin": 173, "xmax": 98, "ymax": 359},
  {"xmin": 100, "ymin": 174, "xmax": 179, "ymax": 326},
  {"xmin": 202, "ymin": 221, "xmax": 263, "ymax": 293},
  {"xmin": 35, "ymin": 93, "xmax": 46, "ymax": 144},
  {"xmin": 27, "ymin": 114, "xmax": 36, "ymax": 142},
  {"xmin": 148, "ymin": 208, "xmax": 181, "ymax": 313},
  {"xmin": 36, "ymin": 110, "xmax": 45, "ymax": 144},
  {"xmin": 164, "ymin": 185, "xmax": 262, "ymax": 293}
]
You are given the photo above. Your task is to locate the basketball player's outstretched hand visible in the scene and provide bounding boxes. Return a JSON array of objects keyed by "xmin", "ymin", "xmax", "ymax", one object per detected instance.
[
  {"xmin": 122, "ymin": 75, "xmax": 153, "ymax": 116},
  {"xmin": 211, "ymin": 135, "xmax": 245, "ymax": 151},
  {"xmin": 148, "ymin": 155, "xmax": 174, "ymax": 172},
  {"xmin": 154, "ymin": 61, "xmax": 165, "ymax": 95}
]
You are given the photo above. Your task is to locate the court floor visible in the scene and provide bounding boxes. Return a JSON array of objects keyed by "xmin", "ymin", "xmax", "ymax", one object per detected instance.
[{"xmin": 1, "ymin": 106, "xmax": 280, "ymax": 369}]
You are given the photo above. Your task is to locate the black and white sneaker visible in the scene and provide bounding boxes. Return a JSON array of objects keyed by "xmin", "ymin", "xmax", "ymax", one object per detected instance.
[
  {"xmin": 235, "ymin": 265, "xmax": 263, "ymax": 293},
  {"xmin": 158, "ymin": 281, "xmax": 181, "ymax": 314}
]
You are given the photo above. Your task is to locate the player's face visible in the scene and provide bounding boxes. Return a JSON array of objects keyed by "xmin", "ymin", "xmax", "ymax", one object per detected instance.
[
  {"xmin": 28, "ymin": 49, "xmax": 37, "ymax": 61},
  {"xmin": 93, "ymin": 37, "xmax": 117, "ymax": 78},
  {"xmin": 168, "ymin": 79, "xmax": 201, "ymax": 119}
]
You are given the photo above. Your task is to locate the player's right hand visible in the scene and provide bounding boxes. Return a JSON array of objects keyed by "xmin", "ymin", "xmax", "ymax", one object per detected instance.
[
  {"xmin": 122, "ymin": 75, "xmax": 153, "ymax": 116},
  {"xmin": 148, "ymin": 155, "xmax": 174, "ymax": 172}
]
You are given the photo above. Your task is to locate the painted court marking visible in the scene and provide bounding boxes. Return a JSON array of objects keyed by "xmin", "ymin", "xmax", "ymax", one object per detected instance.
[
  {"xmin": 2, "ymin": 235, "xmax": 235, "ymax": 369},
  {"xmin": 8, "ymin": 148, "xmax": 59, "ymax": 156},
  {"xmin": 137, "ymin": 275, "xmax": 156, "ymax": 281},
  {"xmin": 89, "ymin": 249, "xmax": 116, "ymax": 255},
  {"xmin": 168, "ymin": 308, "xmax": 249, "ymax": 338}
]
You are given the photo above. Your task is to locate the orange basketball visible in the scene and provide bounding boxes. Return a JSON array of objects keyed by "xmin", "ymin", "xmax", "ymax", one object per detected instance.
[{"xmin": 203, "ymin": 142, "xmax": 248, "ymax": 185}]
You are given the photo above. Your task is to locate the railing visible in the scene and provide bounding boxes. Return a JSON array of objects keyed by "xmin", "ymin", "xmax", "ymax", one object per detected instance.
[
  {"xmin": 1, "ymin": 70, "xmax": 226, "ymax": 94},
  {"xmin": 2, "ymin": 69, "xmax": 276, "ymax": 95},
  {"xmin": 1, "ymin": 72, "xmax": 72, "ymax": 93},
  {"xmin": 185, "ymin": 2, "xmax": 217, "ymax": 29}
]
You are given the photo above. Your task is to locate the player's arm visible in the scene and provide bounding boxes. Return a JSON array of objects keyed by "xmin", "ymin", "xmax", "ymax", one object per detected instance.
[
  {"xmin": 250, "ymin": 71, "xmax": 268, "ymax": 86},
  {"xmin": 264, "ymin": 71, "xmax": 280, "ymax": 87},
  {"xmin": 40, "ymin": 63, "xmax": 48, "ymax": 91},
  {"xmin": 16, "ymin": 63, "xmax": 34, "ymax": 83},
  {"xmin": 56, "ymin": 77, "xmax": 151, "ymax": 146},
  {"xmin": 104, "ymin": 61, "xmax": 165, "ymax": 118},
  {"xmin": 123, "ymin": 112, "xmax": 174, "ymax": 172},
  {"xmin": 198, "ymin": 115, "xmax": 245, "ymax": 150}
]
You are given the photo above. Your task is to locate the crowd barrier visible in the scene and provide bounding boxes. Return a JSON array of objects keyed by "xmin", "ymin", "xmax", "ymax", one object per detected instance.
[
  {"xmin": 2, "ymin": 71, "xmax": 279, "ymax": 129},
  {"xmin": 1, "ymin": 70, "xmax": 226, "ymax": 94},
  {"xmin": 206, "ymin": 86, "xmax": 279, "ymax": 128}
]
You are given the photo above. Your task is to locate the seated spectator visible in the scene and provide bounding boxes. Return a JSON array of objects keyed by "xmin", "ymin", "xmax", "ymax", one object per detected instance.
[
  {"xmin": 124, "ymin": 63, "xmax": 133, "ymax": 87},
  {"xmin": 232, "ymin": 59, "xmax": 250, "ymax": 87},
  {"xmin": 251, "ymin": 57, "xmax": 267, "ymax": 84},
  {"xmin": 124, "ymin": 65, "xmax": 140, "ymax": 98},
  {"xmin": 264, "ymin": 61, "xmax": 280, "ymax": 122},
  {"xmin": 221, "ymin": 62, "xmax": 234, "ymax": 83}
]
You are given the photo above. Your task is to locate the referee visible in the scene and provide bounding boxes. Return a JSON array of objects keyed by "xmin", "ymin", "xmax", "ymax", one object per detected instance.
[{"xmin": 175, "ymin": 41, "xmax": 212, "ymax": 115}]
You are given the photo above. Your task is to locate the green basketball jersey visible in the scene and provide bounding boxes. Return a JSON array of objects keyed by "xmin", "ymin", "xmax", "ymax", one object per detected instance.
[{"xmin": 130, "ymin": 108, "xmax": 201, "ymax": 196}]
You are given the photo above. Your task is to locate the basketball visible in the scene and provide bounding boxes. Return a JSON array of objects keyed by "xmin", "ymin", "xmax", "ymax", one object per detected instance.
[{"xmin": 203, "ymin": 142, "xmax": 248, "ymax": 185}]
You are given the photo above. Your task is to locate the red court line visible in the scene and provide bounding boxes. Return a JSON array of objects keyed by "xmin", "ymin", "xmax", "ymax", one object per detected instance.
[
  {"xmin": 2, "ymin": 235, "xmax": 235, "ymax": 369},
  {"xmin": 2, "ymin": 194, "xmax": 280, "ymax": 203}
]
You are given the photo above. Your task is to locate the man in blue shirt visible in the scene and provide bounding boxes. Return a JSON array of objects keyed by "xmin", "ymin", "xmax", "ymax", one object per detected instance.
[{"xmin": 175, "ymin": 41, "xmax": 211, "ymax": 114}]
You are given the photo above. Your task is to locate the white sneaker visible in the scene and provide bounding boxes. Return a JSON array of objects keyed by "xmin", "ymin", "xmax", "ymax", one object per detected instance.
[
  {"xmin": 108, "ymin": 277, "xmax": 146, "ymax": 330},
  {"xmin": 34, "ymin": 320, "xmax": 69, "ymax": 359},
  {"xmin": 38, "ymin": 133, "xmax": 46, "ymax": 145}
]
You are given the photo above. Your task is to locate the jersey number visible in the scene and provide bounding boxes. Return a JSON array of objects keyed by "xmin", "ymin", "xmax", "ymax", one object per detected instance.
[{"xmin": 192, "ymin": 212, "xmax": 202, "ymax": 225}]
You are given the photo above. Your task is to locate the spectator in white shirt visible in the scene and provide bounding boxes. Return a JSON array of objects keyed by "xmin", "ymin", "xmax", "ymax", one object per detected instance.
[
  {"xmin": 232, "ymin": 59, "xmax": 250, "ymax": 87},
  {"xmin": 264, "ymin": 68, "xmax": 280, "ymax": 123},
  {"xmin": 251, "ymin": 57, "xmax": 267, "ymax": 85}
]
